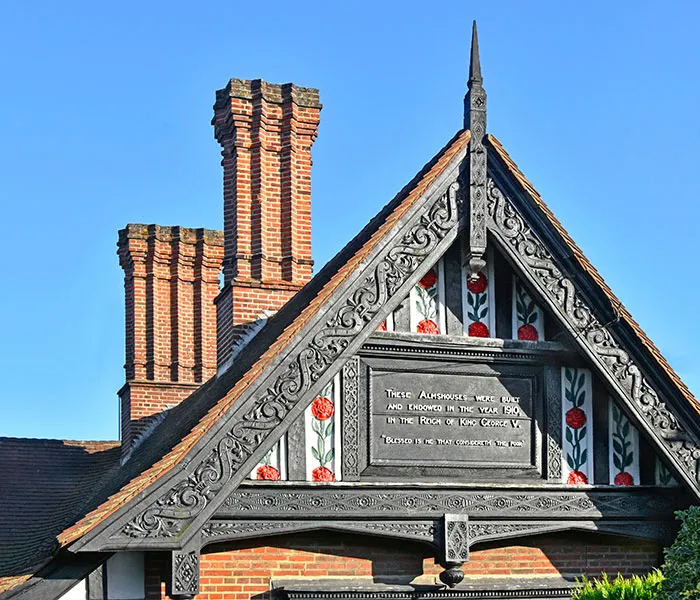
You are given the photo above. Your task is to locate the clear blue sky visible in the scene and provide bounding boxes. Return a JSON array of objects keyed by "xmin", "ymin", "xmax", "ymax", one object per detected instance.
[{"xmin": 1, "ymin": 1, "xmax": 698, "ymax": 440}]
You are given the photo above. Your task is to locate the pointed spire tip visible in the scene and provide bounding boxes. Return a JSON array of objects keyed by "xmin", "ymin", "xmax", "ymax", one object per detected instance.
[{"xmin": 469, "ymin": 20, "xmax": 482, "ymax": 86}]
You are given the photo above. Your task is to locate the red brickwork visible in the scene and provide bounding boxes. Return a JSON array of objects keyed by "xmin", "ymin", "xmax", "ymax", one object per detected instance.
[
  {"xmin": 118, "ymin": 224, "xmax": 224, "ymax": 448},
  {"xmin": 144, "ymin": 533, "xmax": 660, "ymax": 599},
  {"xmin": 212, "ymin": 79, "xmax": 321, "ymax": 370}
]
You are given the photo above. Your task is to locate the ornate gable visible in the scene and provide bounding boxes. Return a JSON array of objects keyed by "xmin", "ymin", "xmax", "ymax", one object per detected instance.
[{"xmin": 6, "ymin": 21, "xmax": 700, "ymax": 600}]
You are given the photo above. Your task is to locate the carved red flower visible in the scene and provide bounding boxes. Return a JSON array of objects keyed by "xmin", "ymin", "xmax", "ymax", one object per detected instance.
[
  {"xmin": 311, "ymin": 396, "xmax": 335, "ymax": 421},
  {"xmin": 467, "ymin": 271, "xmax": 488, "ymax": 294},
  {"xmin": 312, "ymin": 466, "xmax": 335, "ymax": 482},
  {"xmin": 419, "ymin": 269, "xmax": 438, "ymax": 290},
  {"xmin": 567, "ymin": 470, "xmax": 588, "ymax": 485},
  {"xmin": 468, "ymin": 321, "xmax": 489, "ymax": 338},
  {"xmin": 256, "ymin": 465, "xmax": 281, "ymax": 481},
  {"xmin": 614, "ymin": 471, "xmax": 634, "ymax": 486},
  {"xmin": 417, "ymin": 318, "xmax": 439, "ymax": 334},
  {"xmin": 518, "ymin": 323, "xmax": 539, "ymax": 341},
  {"xmin": 565, "ymin": 407, "xmax": 587, "ymax": 429},
  {"xmin": 377, "ymin": 320, "xmax": 387, "ymax": 332}
]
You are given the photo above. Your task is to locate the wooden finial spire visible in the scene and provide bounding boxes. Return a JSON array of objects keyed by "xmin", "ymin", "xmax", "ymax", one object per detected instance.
[{"xmin": 463, "ymin": 20, "xmax": 488, "ymax": 280}]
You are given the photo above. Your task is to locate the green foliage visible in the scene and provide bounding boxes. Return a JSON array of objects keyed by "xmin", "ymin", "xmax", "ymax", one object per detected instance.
[
  {"xmin": 663, "ymin": 506, "xmax": 700, "ymax": 600},
  {"xmin": 572, "ymin": 571, "xmax": 664, "ymax": 600}
]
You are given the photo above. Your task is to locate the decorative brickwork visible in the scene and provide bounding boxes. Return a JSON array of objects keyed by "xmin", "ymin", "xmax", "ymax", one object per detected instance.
[
  {"xmin": 143, "ymin": 533, "xmax": 660, "ymax": 599},
  {"xmin": 118, "ymin": 224, "xmax": 224, "ymax": 449},
  {"xmin": 213, "ymin": 79, "xmax": 322, "ymax": 370}
]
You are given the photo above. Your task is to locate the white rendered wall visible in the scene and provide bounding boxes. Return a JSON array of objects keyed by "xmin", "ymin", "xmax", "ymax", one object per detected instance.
[{"xmin": 58, "ymin": 579, "xmax": 86, "ymax": 600}]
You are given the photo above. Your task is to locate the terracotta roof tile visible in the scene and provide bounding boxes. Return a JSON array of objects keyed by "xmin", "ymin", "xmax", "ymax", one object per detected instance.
[{"xmin": 487, "ymin": 134, "xmax": 700, "ymax": 416}]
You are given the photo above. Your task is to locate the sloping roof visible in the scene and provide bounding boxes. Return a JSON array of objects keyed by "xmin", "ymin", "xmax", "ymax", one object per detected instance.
[
  {"xmin": 487, "ymin": 134, "xmax": 700, "ymax": 416},
  {"xmin": 4, "ymin": 127, "xmax": 699, "ymax": 598},
  {"xmin": 0, "ymin": 129, "xmax": 471, "ymax": 597},
  {"xmin": 0, "ymin": 438, "xmax": 120, "ymax": 593}
]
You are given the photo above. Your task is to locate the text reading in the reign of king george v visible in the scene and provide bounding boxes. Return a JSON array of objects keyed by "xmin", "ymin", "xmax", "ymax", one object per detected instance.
[{"xmin": 370, "ymin": 373, "xmax": 534, "ymax": 466}]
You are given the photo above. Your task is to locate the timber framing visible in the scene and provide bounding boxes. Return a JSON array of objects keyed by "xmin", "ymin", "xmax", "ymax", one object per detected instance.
[{"xmin": 72, "ymin": 137, "xmax": 470, "ymax": 553}]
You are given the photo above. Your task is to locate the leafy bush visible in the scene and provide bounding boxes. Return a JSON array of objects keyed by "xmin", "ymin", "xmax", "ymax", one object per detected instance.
[
  {"xmin": 572, "ymin": 571, "xmax": 664, "ymax": 600},
  {"xmin": 663, "ymin": 505, "xmax": 700, "ymax": 599}
]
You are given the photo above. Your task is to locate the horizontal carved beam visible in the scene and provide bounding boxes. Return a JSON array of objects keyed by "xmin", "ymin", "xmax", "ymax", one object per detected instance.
[{"xmin": 216, "ymin": 485, "xmax": 688, "ymax": 520}]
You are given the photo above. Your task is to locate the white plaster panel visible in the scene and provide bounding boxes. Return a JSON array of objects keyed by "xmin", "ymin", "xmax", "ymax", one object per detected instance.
[{"xmin": 58, "ymin": 579, "xmax": 86, "ymax": 600}]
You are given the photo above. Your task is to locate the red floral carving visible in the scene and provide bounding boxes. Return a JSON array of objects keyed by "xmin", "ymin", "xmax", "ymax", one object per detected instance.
[
  {"xmin": 256, "ymin": 465, "xmax": 281, "ymax": 481},
  {"xmin": 565, "ymin": 407, "xmax": 587, "ymax": 429},
  {"xmin": 468, "ymin": 322, "xmax": 489, "ymax": 338},
  {"xmin": 419, "ymin": 269, "xmax": 437, "ymax": 290},
  {"xmin": 567, "ymin": 470, "xmax": 588, "ymax": 485},
  {"xmin": 518, "ymin": 323, "xmax": 539, "ymax": 341},
  {"xmin": 417, "ymin": 318, "xmax": 439, "ymax": 334},
  {"xmin": 311, "ymin": 396, "xmax": 335, "ymax": 421},
  {"xmin": 312, "ymin": 466, "xmax": 335, "ymax": 482},
  {"xmin": 614, "ymin": 472, "xmax": 634, "ymax": 486},
  {"xmin": 467, "ymin": 271, "xmax": 488, "ymax": 294},
  {"xmin": 377, "ymin": 320, "xmax": 387, "ymax": 332}
]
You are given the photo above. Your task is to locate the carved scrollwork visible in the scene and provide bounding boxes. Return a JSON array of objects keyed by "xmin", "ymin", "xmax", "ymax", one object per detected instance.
[
  {"xmin": 201, "ymin": 519, "xmax": 437, "ymax": 545},
  {"xmin": 469, "ymin": 522, "xmax": 548, "ymax": 546},
  {"xmin": 119, "ymin": 183, "xmax": 460, "ymax": 539},
  {"xmin": 486, "ymin": 178, "xmax": 700, "ymax": 484}
]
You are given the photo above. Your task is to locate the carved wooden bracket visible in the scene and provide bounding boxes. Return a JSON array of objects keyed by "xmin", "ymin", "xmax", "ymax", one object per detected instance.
[
  {"xmin": 169, "ymin": 536, "xmax": 200, "ymax": 599},
  {"xmin": 439, "ymin": 514, "xmax": 469, "ymax": 588}
]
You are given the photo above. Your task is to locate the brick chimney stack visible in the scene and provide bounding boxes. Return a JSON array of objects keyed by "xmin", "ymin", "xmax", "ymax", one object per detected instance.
[
  {"xmin": 213, "ymin": 79, "xmax": 322, "ymax": 370},
  {"xmin": 118, "ymin": 225, "xmax": 224, "ymax": 449}
]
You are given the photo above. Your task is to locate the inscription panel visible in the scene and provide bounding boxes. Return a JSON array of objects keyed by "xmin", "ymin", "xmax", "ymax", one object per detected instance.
[
  {"xmin": 371, "ymin": 370, "xmax": 534, "ymax": 467},
  {"xmin": 356, "ymin": 356, "xmax": 544, "ymax": 479}
]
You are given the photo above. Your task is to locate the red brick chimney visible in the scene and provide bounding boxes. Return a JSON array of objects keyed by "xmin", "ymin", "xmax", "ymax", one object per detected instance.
[
  {"xmin": 213, "ymin": 79, "xmax": 322, "ymax": 371},
  {"xmin": 118, "ymin": 225, "xmax": 224, "ymax": 449}
]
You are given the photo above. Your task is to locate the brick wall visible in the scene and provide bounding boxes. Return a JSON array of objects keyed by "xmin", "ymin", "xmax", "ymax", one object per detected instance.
[
  {"xmin": 118, "ymin": 224, "xmax": 224, "ymax": 448},
  {"xmin": 212, "ymin": 79, "xmax": 321, "ymax": 371},
  {"xmin": 144, "ymin": 532, "xmax": 660, "ymax": 599}
]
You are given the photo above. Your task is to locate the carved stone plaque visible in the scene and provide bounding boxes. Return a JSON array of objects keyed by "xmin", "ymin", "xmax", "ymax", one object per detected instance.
[{"xmin": 370, "ymin": 368, "xmax": 534, "ymax": 468}]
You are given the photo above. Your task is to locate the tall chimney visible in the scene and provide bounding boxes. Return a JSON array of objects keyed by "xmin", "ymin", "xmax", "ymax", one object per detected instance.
[
  {"xmin": 213, "ymin": 79, "xmax": 322, "ymax": 371},
  {"xmin": 118, "ymin": 225, "xmax": 224, "ymax": 449}
]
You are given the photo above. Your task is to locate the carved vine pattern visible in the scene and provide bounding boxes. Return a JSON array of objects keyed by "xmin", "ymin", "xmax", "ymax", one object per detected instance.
[
  {"xmin": 201, "ymin": 519, "xmax": 436, "ymax": 542},
  {"xmin": 119, "ymin": 183, "xmax": 460, "ymax": 538},
  {"xmin": 545, "ymin": 366, "xmax": 563, "ymax": 481},
  {"xmin": 486, "ymin": 179, "xmax": 700, "ymax": 484}
]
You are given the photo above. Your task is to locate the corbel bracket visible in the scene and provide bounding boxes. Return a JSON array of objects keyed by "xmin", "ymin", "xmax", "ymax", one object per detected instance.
[
  {"xmin": 439, "ymin": 513, "xmax": 469, "ymax": 588},
  {"xmin": 168, "ymin": 534, "xmax": 201, "ymax": 599}
]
